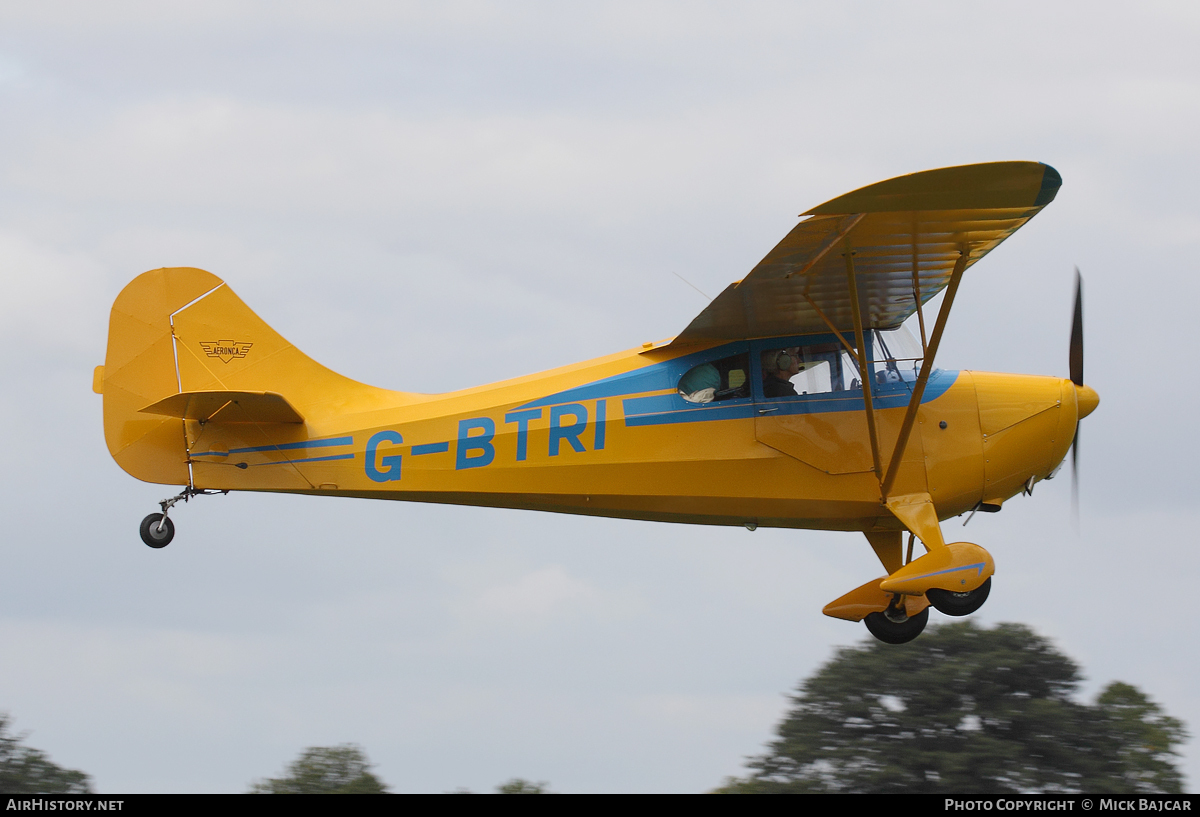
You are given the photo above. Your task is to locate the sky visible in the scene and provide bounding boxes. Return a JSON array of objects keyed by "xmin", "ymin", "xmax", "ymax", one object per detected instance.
[{"xmin": 1, "ymin": 0, "xmax": 1198, "ymax": 793}]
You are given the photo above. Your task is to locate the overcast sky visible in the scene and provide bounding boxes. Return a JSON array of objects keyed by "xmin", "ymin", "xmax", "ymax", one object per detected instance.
[{"xmin": 1, "ymin": 1, "xmax": 1198, "ymax": 793}]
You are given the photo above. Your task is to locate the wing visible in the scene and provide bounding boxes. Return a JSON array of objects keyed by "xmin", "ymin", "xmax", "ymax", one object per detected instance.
[{"xmin": 671, "ymin": 161, "xmax": 1061, "ymax": 344}]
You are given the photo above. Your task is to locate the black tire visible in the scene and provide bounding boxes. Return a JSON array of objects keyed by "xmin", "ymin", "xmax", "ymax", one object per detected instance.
[
  {"xmin": 864, "ymin": 607, "xmax": 928, "ymax": 644},
  {"xmin": 927, "ymin": 577, "xmax": 991, "ymax": 617},
  {"xmin": 139, "ymin": 513, "xmax": 174, "ymax": 548}
]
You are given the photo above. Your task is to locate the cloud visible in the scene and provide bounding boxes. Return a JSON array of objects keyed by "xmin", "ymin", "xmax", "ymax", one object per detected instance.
[
  {"xmin": 0, "ymin": 232, "xmax": 108, "ymax": 357},
  {"xmin": 474, "ymin": 565, "xmax": 600, "ymax": 619}
]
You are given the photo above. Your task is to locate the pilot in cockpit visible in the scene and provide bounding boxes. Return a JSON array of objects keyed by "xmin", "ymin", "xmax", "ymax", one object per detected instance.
[{"xmin": 761, "ymin": 348, "xmax": 802, "ymax": 398}]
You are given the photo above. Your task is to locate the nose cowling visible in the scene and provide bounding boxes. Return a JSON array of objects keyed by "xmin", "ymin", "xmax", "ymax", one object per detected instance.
[
  {"xmin": 973, "ymin": 372, "xmax": 1071, "ymax": 502},
  {"xmin": 1075, "ymin": 383, "xmax": 1099, "ymax": 420}
]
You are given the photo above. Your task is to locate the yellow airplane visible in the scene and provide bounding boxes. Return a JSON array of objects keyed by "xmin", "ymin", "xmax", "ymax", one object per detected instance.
[{"xmin": 94, "ymin": 161, "xmax": 1098, "ymax": 644}]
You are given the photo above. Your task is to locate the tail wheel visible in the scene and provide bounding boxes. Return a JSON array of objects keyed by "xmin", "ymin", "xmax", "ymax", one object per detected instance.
[
  {"xmin": 139, "ymin": 513, "xmax": 175, "ymax": 548},
  {"xmin": 864, "ymin": 607, "xmax": 928, "ymax": 644},
  {"xmin": 927, "ymin": 577, "xmax": 991, "ymax": 617}
]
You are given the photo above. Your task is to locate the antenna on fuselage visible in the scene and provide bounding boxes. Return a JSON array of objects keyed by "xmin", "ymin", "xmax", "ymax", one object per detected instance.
[{"xmin": 670, "ymin": 271, "xmax": 712, "ymax": 302}]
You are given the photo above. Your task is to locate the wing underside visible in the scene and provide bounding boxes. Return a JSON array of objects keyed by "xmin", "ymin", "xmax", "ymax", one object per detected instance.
[{"xmin": 671, "ymin": 162, "xmax": 1061, "ymax": 345}]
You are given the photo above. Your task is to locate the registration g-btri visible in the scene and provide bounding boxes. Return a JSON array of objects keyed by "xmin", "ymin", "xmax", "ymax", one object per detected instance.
[{"xmin": 94, "ymin": 162, "xmax": 1099, "ymax": 646}]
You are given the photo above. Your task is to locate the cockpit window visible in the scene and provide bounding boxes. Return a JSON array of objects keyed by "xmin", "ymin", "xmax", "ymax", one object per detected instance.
[
  {"xmin": 760, "ymin": 342, "xmax": 858, "ymax": 397},
  {"xmin": 758, "ymin": 326, "xmax": 926, "ymax": 399},
  {"xmin": 678, "ymin": 353, "xmax": 750, "ymax": 404}
]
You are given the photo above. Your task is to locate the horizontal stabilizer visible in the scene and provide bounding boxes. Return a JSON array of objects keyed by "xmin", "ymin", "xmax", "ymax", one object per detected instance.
[{"xmin": 139, "ymin": 391, "xmax": 304, "ymax": 424}]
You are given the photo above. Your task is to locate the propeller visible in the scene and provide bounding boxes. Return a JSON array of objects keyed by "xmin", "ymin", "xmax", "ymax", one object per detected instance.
[{"xmin": 1069, "ymin": 268, "xmax": 1083, "ymax": 524}]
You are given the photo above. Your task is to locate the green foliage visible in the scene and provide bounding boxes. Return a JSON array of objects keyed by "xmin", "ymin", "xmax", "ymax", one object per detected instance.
[
  {"xmin": 250, "ymin": 744, "xmax": 388, "ymax": 793},
  {"xmin": 0, "ymin": 713, "xmax": 92, "ymax": 794},
  {"xmin": 1093, "ymin": 682, "xmax": 1187, "ymax": 793},
  {"xmin": 495, "ymin": 778, "xmax": 550, "ymax": 793},
  {"xmin": 717, "ymin": 622, "xmax": 1187, "ymax": 794}
]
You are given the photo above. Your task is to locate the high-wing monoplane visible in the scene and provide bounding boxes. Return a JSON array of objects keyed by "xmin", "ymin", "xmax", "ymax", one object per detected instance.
[{"xmin": 94, "ymin": 161, "xmax": 1098, "ymax": 643}]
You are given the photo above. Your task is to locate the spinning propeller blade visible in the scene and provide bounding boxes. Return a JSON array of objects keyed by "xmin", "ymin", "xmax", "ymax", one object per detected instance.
[
  {"xmin": 1070, "ymin": 268, "xmax": 1084, "ymax": 388},
  {"xmin": 1069, "ymin": 269, "xmax": 1083, "ymax": 526}
]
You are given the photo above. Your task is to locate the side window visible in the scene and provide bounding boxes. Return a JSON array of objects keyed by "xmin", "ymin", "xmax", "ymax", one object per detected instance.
[
  {"xmin": 759, "ymin": 342, "xmax": 860, "ymax": 398},
  {"xmin": 678, "ymin": 353, "xmax": 750, "ymax": 404}
]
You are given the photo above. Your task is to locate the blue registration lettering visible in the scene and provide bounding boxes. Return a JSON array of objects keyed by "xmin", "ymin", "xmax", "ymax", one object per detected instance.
[
  {"xmin": 456, "ymin": 417, "xmax": 496, "ymax": 469},
  {"xmin": 594, "ymin": 399, "xmax": 607, "ymax": 450},
  {"xmin": 365, "ymin": 430, "xmax": 403, "ymax": 482},
  {"xmin": 549, "ymin": 404, "xmax": 588, "ymax": 456},
  {"xmin": 504, "ymin": 408, "xmax": 542, "ymax": 462}
]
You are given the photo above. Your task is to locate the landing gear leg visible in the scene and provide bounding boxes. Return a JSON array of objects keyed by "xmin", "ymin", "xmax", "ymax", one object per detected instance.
[{"xmin": 138, "ymin": 487, "xmax": 225, "ymax": 549}]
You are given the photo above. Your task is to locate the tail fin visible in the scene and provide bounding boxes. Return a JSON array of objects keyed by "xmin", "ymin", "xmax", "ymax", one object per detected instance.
[{"xmin": 99, "ymin": 267, "xmax": 404, "ymax": 486}]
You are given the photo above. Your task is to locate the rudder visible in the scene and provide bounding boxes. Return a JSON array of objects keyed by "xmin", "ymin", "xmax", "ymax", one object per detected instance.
[{"xmin": 100, "ymin": 268, "xmax": 223, "ymax": 485}]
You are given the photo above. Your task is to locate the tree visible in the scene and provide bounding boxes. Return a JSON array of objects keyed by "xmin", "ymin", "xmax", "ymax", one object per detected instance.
[
  {"xmin": 1093, "ymin": 682, "xmax": 1187, "ymax": 792},
  {"xmin": 0, "ymin": 713, "xmax": 92, "ymax": 794},
  {"xmin": 717, "ymin": 621, "xmax": 1186, "ymax": 794},
  {"xmin": 249, "ymin": 744, "xmax": 388, "ymax": 793},
  {"xmin": 495, "ymin": 778, "xmax": 550, "ymax": 793}
]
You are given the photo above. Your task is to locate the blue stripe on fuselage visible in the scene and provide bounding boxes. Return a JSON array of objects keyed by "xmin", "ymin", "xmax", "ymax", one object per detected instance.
[
  {"xmin": 514, "ymin": 343, "xmax": 750, "ymax": 410},
  {"xmin": 513, "ymin": 336, "xmax": 959, "ymax": 426},
  {"xmin": 513, "ymin": 335, "xmax": 955, "ymax": 419},
  {"xmin": 190, "ymin": 436, "xmax": 354, "ymax": 456},
  {"xmin": 248, "ymin": 453, "xmax": 356, "ymax": 466},
  {"xmin": 624, "ymin": 369, "xmax": 959, "ymax": 426}
]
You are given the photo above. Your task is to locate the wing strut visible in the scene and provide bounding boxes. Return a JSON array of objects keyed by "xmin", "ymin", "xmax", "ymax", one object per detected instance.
[
  {"xmin": 800, "ymin": 291, "xmax": 862, "ymax": 366},
  {"xmin": 880, "ymin": 247, "xmax": 970, "ymax": 498},
  {"xmin": 786, "ymin": 213, "xmax": 864, "ymax": 280},
  {"xmin": 845, "ymin": 245, "xmax": 884, "ymax": 487},
  {"xmin": 911, "ymin": 218, "xmax": 928, "ymax": 356},
  {"xmin": 798, "ymin": 213, "xmax": 866, "ymax": 364}
]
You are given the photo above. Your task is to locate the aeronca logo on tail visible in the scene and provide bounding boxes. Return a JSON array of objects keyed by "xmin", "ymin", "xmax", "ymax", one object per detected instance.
[{"xmin": 199, "ymin": 340, "xmax": 253, "ymax": 363}]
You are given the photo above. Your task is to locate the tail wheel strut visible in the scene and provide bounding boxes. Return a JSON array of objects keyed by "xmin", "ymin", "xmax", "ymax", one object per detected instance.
[{"xmin": 138, "ymin": 486, "xmax": 225, "ymax": 549}]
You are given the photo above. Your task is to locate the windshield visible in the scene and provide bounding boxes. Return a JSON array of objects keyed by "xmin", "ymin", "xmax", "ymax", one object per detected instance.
[{"xmin": 870, "ymin": 325, "xmax": 924, "ymax": 383}]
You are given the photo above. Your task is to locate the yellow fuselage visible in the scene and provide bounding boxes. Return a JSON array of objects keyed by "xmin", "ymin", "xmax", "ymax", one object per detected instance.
[
  {"xmin": 99, "ymin": 270, "xmax": 1084, "ymax": 534},
  {"xmin": 183, "ymin": 347, "xmax": 1080, "ymax": 532}
]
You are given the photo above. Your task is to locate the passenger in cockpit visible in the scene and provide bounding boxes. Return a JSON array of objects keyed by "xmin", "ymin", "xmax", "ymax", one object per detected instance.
[{"xmin": 678, "ymin": 362, "xmax": 721, "ymax": 403}]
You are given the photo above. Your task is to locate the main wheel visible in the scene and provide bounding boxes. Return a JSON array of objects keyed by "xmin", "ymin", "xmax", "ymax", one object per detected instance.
[
  {"xmin": 139, "ymin": 513, "xmax": 174, "ymax": 548},
  {"xmin": 927, "ymin": 577, "xmax": 991, "ymax": 617},
  {"xmin": 864, "ymin": 607, "xmax": 928, "ymax": 644}
]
